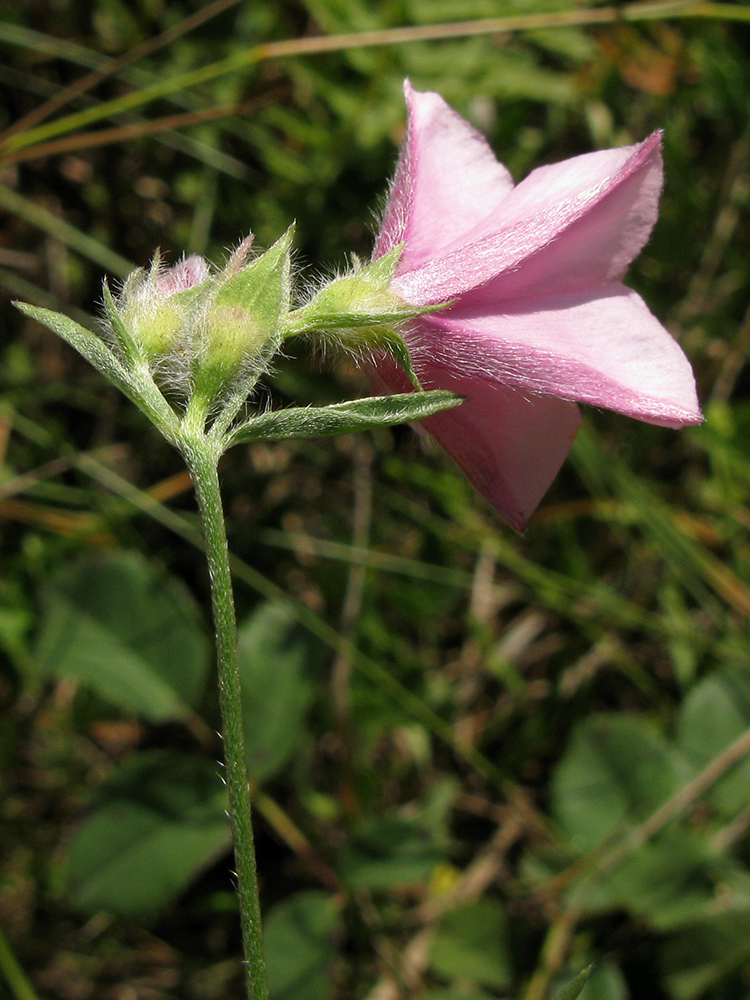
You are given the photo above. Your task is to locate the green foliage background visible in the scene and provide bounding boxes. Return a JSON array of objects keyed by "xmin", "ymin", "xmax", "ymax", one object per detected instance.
[{"xmin": 2, "ymin": 1, "xmax": 750, "ymax": 998}]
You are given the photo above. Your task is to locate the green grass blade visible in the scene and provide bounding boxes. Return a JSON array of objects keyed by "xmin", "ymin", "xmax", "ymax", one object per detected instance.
[
  {"xmin": 0, "ymin": 183, "xmax": 133, "ymax": 276},
  {"xmin": 0, "ymin": 928, "xmax": 40, "ymax": 1000}
]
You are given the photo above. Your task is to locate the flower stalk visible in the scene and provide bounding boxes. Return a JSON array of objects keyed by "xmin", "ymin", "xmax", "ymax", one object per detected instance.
[{"xmin": 186, "ymin": 440, "xmax": 267, "ymax": 1000}]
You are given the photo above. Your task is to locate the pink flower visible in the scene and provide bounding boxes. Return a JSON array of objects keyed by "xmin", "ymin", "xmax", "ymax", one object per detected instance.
[{"xmin": 373, "ymin": 82, "xmax": 701, "ymax": 530}]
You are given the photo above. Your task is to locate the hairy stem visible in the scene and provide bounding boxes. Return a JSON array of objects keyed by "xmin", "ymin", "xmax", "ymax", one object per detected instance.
[{"xmin": 187, "ymin": 443, "xmax": 267, "ymax": 1000}]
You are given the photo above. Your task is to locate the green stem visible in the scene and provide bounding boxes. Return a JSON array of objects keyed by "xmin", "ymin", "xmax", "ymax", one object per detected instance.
[{"xmin": 186, "ymin": 442, "xmax": 267, "ymax": 1000}]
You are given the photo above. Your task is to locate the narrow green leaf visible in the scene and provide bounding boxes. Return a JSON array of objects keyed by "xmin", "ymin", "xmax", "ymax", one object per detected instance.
[
  {"xmin": 14, "ymin": 301, "xmax": 130, "ymax": 389},
  {"xmin": 0, "ymin": 182, "xmax": 133, "ymax": 276},
  {"xmin": 0, "ymin": 926, "xmax": 40, "ymax": 1000},
  {"xmin": 554, "ymin": 966, "xmax": 594, "ymax": 1000},
  {"xmin": 15, "ymin": 300, "xmax": 178, "ymax": 432},
  {"xmin": 227, "ymin": 390, "xmax": 463, "ymax": 447}
]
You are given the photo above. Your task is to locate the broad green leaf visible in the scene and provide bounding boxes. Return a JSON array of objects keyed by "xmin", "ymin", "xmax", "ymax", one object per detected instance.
[
  {"xmin": 551, "ymin": 715, "xmax": 690, "ymax": 853},
  {"xmin": 264, "ymin": 891, "xmax": 339, "ymax": 1000},
  {"xmin": 238, "ymin": 601, "xmax": 319, "ymax": 782},
  {"xmin": 227, "ymin": 390, "xmax": 463, "ymax": 446},
  {"xmin": 677, "ymin": 670, "xmax": 750, "ymax": 818},
  {"xmin": 429, "ymin": 899, "xmax": 511, "ymax": 991},
  {"xmin": 585, "ymin": 832, "xmax": 721, "ymax": 931},
  {"xmin": 579, "ymin": 963, "xmax": 627, "ymax": 1000},
  {"xmin": 661, "ymin": 907, "xmax": 750, "ymax": 1000},
  {"xmin": 340, "ymin": 815, "xmax": 446, "ymax": 890},
  {"xmin": 66, "ymin": 752, "xmax": 230, "ymax": 916},
  {"xmin": 35, "ymin": 551, "xmax": 209, "ymax": 721}
]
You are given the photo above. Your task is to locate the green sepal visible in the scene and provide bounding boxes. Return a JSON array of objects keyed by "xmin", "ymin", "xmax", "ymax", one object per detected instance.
[
  {"xmin": 102, "ymin": 279, "xmax": 142, "ymax": 364},
  {"xmin": 226, "ymin": 390, "xmax": 463, "ymax": 448},
  {"xmin": 215, "ymin": 225, "xmax": 293, "ymax": 315},
  {"xmin": 284, "ymin": 243, "xmax": 451, "ymax": 391},
  {"xmin": 378, "ymin": 331, "xmax": 422, "ymax": 390},
  {"xmin": 285, "ymin": 244, "xmax": 438, "ymax": 335},
  {"xmin": 117, "ymin": 260, "xmax": 211, "ymax": 363},
  {"xmin": 168, "ymin": 278, "xmax": 213, "ymax": 309},
  {"xmin": 192, "ymin": 226, "xmax": 294, "ymax": 404},
  {"xmin": 363, "ymin": 243, "xmax": 404, "ymax": 283},
  {"xmin": 147, "ymin": 249, "xmax": 161, "ymax": 278},
  {"xmin": 554, "ymin": 966, "xmax": 593, "ymax": 1000},
  {"xmin": 119, "ymin": 265, "xmax": 145, "ymax": 303}
]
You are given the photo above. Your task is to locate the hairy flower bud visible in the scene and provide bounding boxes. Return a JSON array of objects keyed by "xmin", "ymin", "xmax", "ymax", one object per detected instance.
[
  {"xmin": 116, "ymin": 254, "xmax": 210, "ymax": 362},
  {"xmin": 287, "ymin": 245, "xmax": 421, "ymax": 344},
  {"xmin": 102, "ymin": 231, "xmax": 293, "ymax": 409},
  {"xmin": 285, "ymin": 245, "xmax": 442, "ymax": 388}
]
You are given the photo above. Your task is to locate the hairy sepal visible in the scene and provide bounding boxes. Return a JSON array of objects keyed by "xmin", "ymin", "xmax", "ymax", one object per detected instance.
[
  {"xmin": 102, "ymin": 280, "xmax": 142, "ymax": 364},
  {"xmin": 287, "ymin": 245, "xmax": 448, "ymax": 334},
  {"xmin": 192, "ymin": 227, "xmax": 293, "ymax": 406}
]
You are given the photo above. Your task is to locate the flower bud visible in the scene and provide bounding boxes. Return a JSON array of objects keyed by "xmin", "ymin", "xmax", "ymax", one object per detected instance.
[
  {"xmin": 286, "ymin": 244, "xmax": 417, "ymax": 344},
  {"xmin": 116, "ymin": 254, "xmax": 210, "ymax": 362},
  {"xmin": 285, "ymin": 245, "xmax": 445, "ymax": 389},
  {"xmin": 104, "ymin": 232, "xmax": 294, "ymax": 409}
]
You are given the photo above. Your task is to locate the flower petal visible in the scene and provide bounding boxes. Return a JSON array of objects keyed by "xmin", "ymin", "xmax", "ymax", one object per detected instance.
[
  {"xmin": 413, "ymin": 284, "xmax": 701, "ymax": 427},
  {"xmin": 374, "ymin": 82, "xmax": 514, "ymax": 268},
  {"xmin": 393, "ymin": 134, "xmax": 663, "ymax": 305},
  {"xmin": 372, "ymin": 356, "xmax": 581, "ymax": 530},
  {"xmin": 156, "ymin": 255, "xmax": 210, "ymax": 295},
  {"xmin": 424, "ymin": 377, "xmax": 582, "ymax": 530}
]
